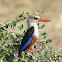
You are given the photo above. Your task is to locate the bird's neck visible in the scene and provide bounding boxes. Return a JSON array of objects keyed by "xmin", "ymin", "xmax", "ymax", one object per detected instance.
[{"xmin": 27, "ymin": 22, "xmax": 39, "ymax": 38}]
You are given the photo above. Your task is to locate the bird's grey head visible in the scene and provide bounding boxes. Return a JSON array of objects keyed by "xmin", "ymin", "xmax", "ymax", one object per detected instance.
[{"xmin": 27, "ymin": 15, "xmax": 40, "ymax": 23}]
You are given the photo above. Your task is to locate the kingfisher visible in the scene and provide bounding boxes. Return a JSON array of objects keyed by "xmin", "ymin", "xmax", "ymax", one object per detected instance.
[{"xmin": 19, "ymin": 15, "xmax": 51, "ymax": 56}]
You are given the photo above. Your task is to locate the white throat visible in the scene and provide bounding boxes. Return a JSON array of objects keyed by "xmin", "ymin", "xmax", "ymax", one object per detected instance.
[{"xmin": 27, "ymin": 21, "xmax": 39, "ymax": 38}]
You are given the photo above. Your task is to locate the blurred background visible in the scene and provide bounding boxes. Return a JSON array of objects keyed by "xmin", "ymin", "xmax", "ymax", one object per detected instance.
[{"xmin": 0, "ymin": 0, "xmax": 62, "ymax": 52}]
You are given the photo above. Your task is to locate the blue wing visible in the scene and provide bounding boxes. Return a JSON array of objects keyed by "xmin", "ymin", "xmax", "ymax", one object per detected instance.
[
  {"xmin": 20, "ymin": 31, "xmax": 34, "ymax": 54},
  {"xmin": 19, "ymin": 27, "xmax": 34, "ymax": 55}
]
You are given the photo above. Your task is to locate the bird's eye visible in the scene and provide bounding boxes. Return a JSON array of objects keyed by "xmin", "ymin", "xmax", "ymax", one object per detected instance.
[{"xmin": 34, "ymin": 17, "xmax": 38, "ymax": 19}]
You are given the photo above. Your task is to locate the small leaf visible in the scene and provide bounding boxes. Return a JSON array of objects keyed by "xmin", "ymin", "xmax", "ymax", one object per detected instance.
[
  {"xmin": 5, "ymin": 24, "xmax": 8, "ymax": 28},
  {"xmin": 7, "ymin": 48, "xmax": 10, "ymax": 52},
  {"xmin": 60, "ymin": 48, "xmax": 62, "ymax": 51},
  {"xmin": 41, "ymin": 24, "xmax": 45, "ymax": 28},
  {"xmin": 10, "ymin": 53, "xmax": 15, "ymax": 58},
  {"xmin": 16, "ymin": 34, "xmax": 20, "ymax": 38},
  {"xmin": 12, "ymin": 21, "xmax": 16, "ymax": 26},
  {"xmin": 18, "ymin": 24, "xmax": 23, "ymax": 29},
  {"xmin": 2, "ymin": 56, "xmax": 5, "ymax": 59},
  {"xmin": 26, "ymin": 12, "xmax": 29, "ymax": 15},
  {"xmin": 43, "ymin": 36, "xmax": 46, "ymax": 38},
  {"xmin": 11, "ymin": 24, "xmax": 12, "ymax": 28},
  {"xmin": 37, "ymin": 23, "xmax": 39, "ymax": 26},
  {"xmin": 22, "ymin": 24, "xmax": 23, "ymax": 28},
  {"xmin": 22, "ymin": 51, "xmax": 25, "ymax": 55},
  {"xmin": 2, "ymin": 50, "xmax": 6, "ymax": 55},
  {"xmin": 14, "ymin": 27, "xmax": 20, "ymax": 31},
  {"xmin": 13, "ymin": 37, "xmax": 17, "ymax": 42},
  {"xmin": 23, "ymin": 30, "xmax": 26, "ymax": 34},
  {"xmin": 23, "ymin": 16, "xmax": 26, "ymax": 19},
  {"xmin": 16, "ymin": 19, "xmax": 20, "ymax": 22},
  {"xmin": 41, "ymin": 32, "xmax": 47, "ymax": 35},
  {"xmin": 19, "ymin": 13, "xmax": 24, "ymax": 18},
  {"xmin": 0, "ymin": 27, "xmax": 4, "ymax": 30},
  {"xmin": 46, "ymin": 39, "xmax": 52, "ymax": 44},
  {"xmin": 20, "ymin": 34, "xmax": 24, "ymax": 37},
  {"xmin": 34, "ymin": 45, "xmax": 36, "ymax": 48},
  {"xmin": 5, "ymin": 37, "xmax": 8, "ymax": 40},
  {"xmin": 33, "ymin": 12, "xmax": 39, "ymax": 15},
  {"xmin": 3, "ymin": 31, "xmax": 7, "ymax": 37}
]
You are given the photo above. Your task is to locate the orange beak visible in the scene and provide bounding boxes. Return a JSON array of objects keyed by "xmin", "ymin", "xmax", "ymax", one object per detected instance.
[{"xmin": 38, "ymin": 18, "xmax": 51, "ymax": 22}]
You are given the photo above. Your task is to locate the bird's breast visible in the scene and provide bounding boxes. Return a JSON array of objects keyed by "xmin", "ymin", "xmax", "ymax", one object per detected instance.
[{"xmin": 27, "ymin": 22, "xmax": 39, "ymax": 38}]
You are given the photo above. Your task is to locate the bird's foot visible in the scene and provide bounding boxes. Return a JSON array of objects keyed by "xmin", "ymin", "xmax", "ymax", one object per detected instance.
[
  {"xmin": 29, "ymin": 47, "xmax": 34, "ymax": 52},
  {"xmin": 25, "ymin": 47, "xmax": 34, "ymax": 53}
]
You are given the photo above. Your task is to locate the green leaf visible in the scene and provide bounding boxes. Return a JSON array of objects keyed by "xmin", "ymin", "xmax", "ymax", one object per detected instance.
[
  {"xmin": 16, "ymin": 18, "xmax": 20, "ymax": 22},
  {"xmin": 23, "ymin": 16, "xmax": 26, "ymax": 19},
  {"xmin": 21, "ymin": 24, "xmax": 23, "ymax": 28},
  {"xmin": 5, "ymin": 37, "xmax": 8, "ymax": 40},
  {"xmin": 60, "ymin": 48, "xmax": 62, "ymax": 51},
  {"xmin": 29, "ymin": 56, "xmax": 34, "ymax": 62},
  {"xmin": 19, "ymin": 13, "xmax": 24, "ymax": 18},
  {"xmin": 1, "ymin": 33, "xmax": 3, "ymax": 37},
  {"xmin": 22, "ymin": 51, "xmax": 25, "ymax": 55},
  {"xmin": 24, "ymin": 56, "xmax": 29, "ymax": 61},
  {"xmin": 1, "ymin": 50, "xmax": 6, "ymax": 55},
  {"xmin": 41, "ymin": 24, "xmax": 45, "ymax": 28},
  {"xmin": 3, "ymin": 31, "xmax": 7, "ymax": 37},
  {"xmin": 41, "ymin": 32, "xmax": 47, "ymax": 35},
  {"xmin": 0, "ymin": 27, "xmax": 4, "ymax": 30},
  {"xmin": 10, "ymin": 23, "xmax": 13, "ymax": 28},
  {"xmin": 2, "ymin": 56, "xmax": 5, "ymax": 59},
  {"xmin": 43, "ymin": 36, "xmax": 46, "ymax": 38},
  {"xmin": 34, "ymin": 45, "xmax": 36, "ymax": 48},
  {"xmin": 7, "ymin": 48, "xmax": 10, "ymax": 52},
  {"xmin": 33, "ymin": 12, "xmax": 39, "ymax": 15},
  {"xmin": 10, "ymin": 53, "xmax": 15, "ymax": 59},
  {"xmin": 10, "ymin": 34, "xmax": 13, "ymax": 37},
  {"xmin": 12, "ymin": 21, "xmax": 16, "ymax": 26},
  {"xmin": 37, "ymin": 23, "xmax": 39, "ymax": 26},
  {"xmin": 26, "ymin": 12, "xmax": 29, "ymax": 15},
  {"xmin": 14, "ymin": 27, "xmax": 20, "ymax": 31},
  {"xmin": 0, "ymin": 24, "xmax": 2, "ymax": 26},
  {"xmin": 46, "ymin": 39, "xmax": 52, "ymax": 44},
  {"xmin": 20, "ymin": 34, "xmax": 24, "ymax": 37},
  {"xmin": 23, "ymin": 30, "xmax": 26, "ymax": 34},
  {"xmin": 5, "ymin": 24, "xmax": 8, "ymax": 28},
  {"xmin": 18, "ymin": 24, "xmax": 23, "ymax": 29}
]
